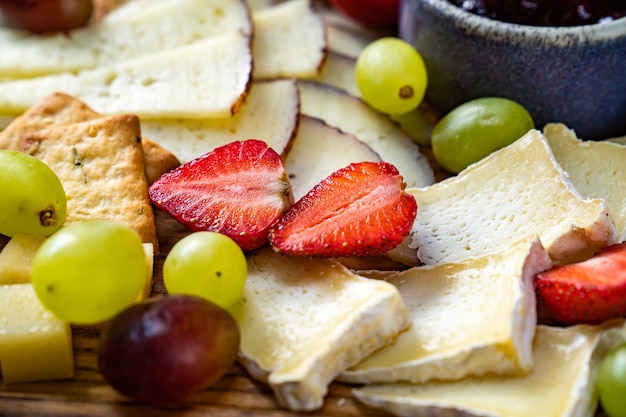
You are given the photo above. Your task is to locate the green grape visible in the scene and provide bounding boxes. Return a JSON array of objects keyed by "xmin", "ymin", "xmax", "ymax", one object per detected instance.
[
  {"xmin": 597, "ymin": 344, "xmax": 626, "ymax": 417},
  {"xmin": 0, "ymin": 150, "xmax": 67, "ymax": 238},
  {"xmin": 164, "ymin": 232, "xmax": 247, "ymax": 310},
  {"xmin": 431, "ymin": 97, "xmax": 535, "ymax": 173},
  {"xmin": 31, "ymin": 220, "xmax": 146, "ymax": 325},
  {"xmin": 355, "ymin": 37, "xmax": 428, "ymax": 115},
  {"xmin": 390, "ymin": 107, "xmax": 433, "ymax": 147}
]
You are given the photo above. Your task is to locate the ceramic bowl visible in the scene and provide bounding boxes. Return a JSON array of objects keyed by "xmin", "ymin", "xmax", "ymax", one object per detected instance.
[{"xmin": 399, "ymin": 0, "xmax": 626, "ymax": 139}]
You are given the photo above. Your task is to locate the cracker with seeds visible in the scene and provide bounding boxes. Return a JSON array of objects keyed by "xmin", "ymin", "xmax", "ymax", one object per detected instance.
[
  {"xmin": 20, "ymin": 114, "xmax": 158, "ymax": 250},
  {"xmin": 0, "ymin": 92, "xmax": 179, "ymax": 184}
]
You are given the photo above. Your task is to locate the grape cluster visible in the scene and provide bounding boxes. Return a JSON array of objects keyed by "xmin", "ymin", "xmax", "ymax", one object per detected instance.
[{"xmin": 450, "ymin": 0, "xmax": 626, "ymax": 26}]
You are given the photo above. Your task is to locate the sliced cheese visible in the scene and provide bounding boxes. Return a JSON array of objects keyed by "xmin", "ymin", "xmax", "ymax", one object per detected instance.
[
  {"xmin": 314, "ymin": 51, "xmax": 360, "ymax": 97},
  {"xmin": 284, "ymin": 115, "xmax": 381, "ymax": 200},
  {"xmin": 0, "ymin": 283, "xmax": 74, "ymax": 383},
  {"xmin": 0, "ymin": 0, "xmax": 253, "ymax": 78},
  {"xmin": 231, "ymin": 247, "xmax": 410, "ymax": 412},
  {"xmin": 0, "ymin": 233, "xmax": 46, "ymax": 285},
  {"xmin": 0, "ymin": 32, "xmax": 252, "ymax": 119},
  {"xmin": 409, "ymin": 129, "xmax": 617, "ymax": 265},
  {"xmin": 298, "ymin": 81, "xmax": 434, "ymax": 189},
  {"xmin": 544, "ymin": 123, "xmax": 626, "ymax": 242},
  {"xmin": 140, "ymin": 79, "xmax": 299, "ymax": 164},
  {"xmin": 252, "ymin": 0, "xmax": 326, "ymax": 79},
  {"xmin": 341, "ymin": 236, "xmax": 550, "ymax": 384},
  {"xmin": 353, "ymin": 322, "xmax": 626, "ymax": 417}
]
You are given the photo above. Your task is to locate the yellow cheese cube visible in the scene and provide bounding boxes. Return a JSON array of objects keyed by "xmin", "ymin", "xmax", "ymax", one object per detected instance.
[
  {"xmin": 0, "ymin": 233, "xmax": 46, "ymax": 285},
  {"xmin": 0, "ymin": 283, "xmax": 74, "ymax": 383}
]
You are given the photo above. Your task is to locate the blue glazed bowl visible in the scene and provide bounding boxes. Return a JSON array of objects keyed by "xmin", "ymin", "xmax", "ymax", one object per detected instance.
[{"xmin": 399, "ymin": 0, "xmax": 626, "ymax": 139}]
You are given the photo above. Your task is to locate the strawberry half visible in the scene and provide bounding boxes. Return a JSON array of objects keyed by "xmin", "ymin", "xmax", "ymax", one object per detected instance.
[
  {"xmin": 149, "ymin": 140, "xmax": 293, "ymax": 251},
  {"xmin": 535, "ymin": 242, "xmax": 626, "ymax": 325},
  {"xmin": 268, "ymin": 161, "xmax": 417, "ymax": 257}
]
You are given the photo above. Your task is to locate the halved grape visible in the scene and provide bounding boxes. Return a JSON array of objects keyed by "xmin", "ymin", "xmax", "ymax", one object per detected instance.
[
  {"xmin": 431, "ymin": 97, "xmax": 535, "ymax": 173},
  {"xmin": 597, "ymin": 344, "xmax": 626, "ymax": 417},
  {"xmin": 355, "ymin": 37, "xmax": 428, "ymax": 115},
  {"xmin": 164, "ymin": 231, "xmax": 247, "ymax": 310},
  {"xmin": 31, "ymin": 220, "xmax": 146, "ymax": 325},
  {"xmin": 97, "ymin": 294, "xmax": 240, "ymax": 406},
  {"xmin": 0, "ymin": 0, "xmax": 93, "ymax": 33},
  {"xmin": 0, "ymin": 150, "xmax": 67, "ymax": 238}
]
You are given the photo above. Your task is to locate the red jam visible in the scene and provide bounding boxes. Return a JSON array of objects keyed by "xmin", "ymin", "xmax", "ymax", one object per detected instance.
[{"xmin": 449, "ymin": 0, "xmax": 626, "ymax": 26}]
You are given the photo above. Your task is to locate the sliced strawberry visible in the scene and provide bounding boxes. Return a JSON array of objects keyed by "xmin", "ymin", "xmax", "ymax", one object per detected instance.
[
  {"xmin": 268, "ymin": 161, "xmax": 417, "ymax": 257},
  {"xmin": 149, "ymin": 140, "xmax": 293, "ymax": 251},
  {"xmin": 534, "ymin": 242, "xmax": 626, "ymax": 325}
]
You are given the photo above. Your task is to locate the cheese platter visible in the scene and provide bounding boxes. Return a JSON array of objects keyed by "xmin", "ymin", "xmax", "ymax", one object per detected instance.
[{"xmin": 0, "ymin": 0, "xmax": 625, "ymax": 416}]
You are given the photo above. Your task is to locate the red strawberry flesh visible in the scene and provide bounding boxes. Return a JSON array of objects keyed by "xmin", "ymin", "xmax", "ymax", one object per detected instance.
[
  {"xmin": 269, "ymin": 161, "xmax": 417, "ymax": 257},
  {"xmin": 149, "ymin": 140, "xmax": 292, "ymax": 251},
  {"xmin": 535, "ymin": 242, "xmax": 626, "ymax": 325}
]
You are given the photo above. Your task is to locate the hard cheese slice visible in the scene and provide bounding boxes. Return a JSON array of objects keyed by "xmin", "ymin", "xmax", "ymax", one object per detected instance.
[
  {"xmin": 353, "ymin": 322, "xmax": 626, "ymax": 417},
  {"xmin": 341, "ymin": 236, "xmax": 550, "ymax": 384},
  {"xmin": 140, "ymin": 79, "xmax": 299, "ymax": 164},
  {"xmin": 0, "ymin": 0, "xmax": 253, "ymax": 78},
  {"xmin": 0, "ymin": 32, "xmax": 252, "ymax": 119},
  {"xmin": 544, "ymin": 123, "xmax": 626, "ymax": 242},
  {"xmin": 409, "ymin": 129, "xmax": 617, "ymax": 265},
  {"xmin": 232, "ymin": 247, "xmax": 410, "ymax": 412},
  {"xmin": 0, "ymin": 283, "xmax": 74, "ymax": 383}
]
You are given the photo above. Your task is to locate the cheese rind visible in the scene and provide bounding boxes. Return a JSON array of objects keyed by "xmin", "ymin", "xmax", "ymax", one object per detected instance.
[
  {"xmin": 0, "ymin": 283, "xmax": 74, "ymax": 383},
  {"xmin": 544, "ymin": 123, "xmax": 626, "ymax": 242},
  {"xmin": 353, "ymin": 322, "xmax": 626, "ymax": 417},
  {"xmin": 409, "ymin": 130, "xmax": 617, "ymax": 265},
  {"xmin": 341, "ymin": 236, "xmax": 550, "ymax": 384},
  {"xmin": 232, "ymin": 248, "xmax": 410, "ymax": 411}
]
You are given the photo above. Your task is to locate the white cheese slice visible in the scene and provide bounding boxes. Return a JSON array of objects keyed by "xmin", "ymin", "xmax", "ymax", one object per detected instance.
[
  {"xmin": 0, "ymin": 0, "xmax": 253, "ymax": 78},
  {"xmin": 284, "ymin": 115, "xmax": 381, "ymax": 201},
  {"xmin": 544, "ymin": 123, "xmax": 626, "ymax": 242},
  {"xmin": 0, "ymin": 283, "xmax": 74, "ymax": 383},
  {"xmin": 252, "ymin": 0, "xmax": 326, "ymax": 79},
  {"xmin": 353, "ymin": 321, "xmax": 626, "ymax": 417},
  {"xmin": 409, "ymin": 129, "xmax": 618, "ymax": 266},
  {"xmin": 341, "ymin": 236, "xmax": 550, "ymax": 385},
  {"xmin": 231, "ymin": 247, "xmax": 410, "ymax": 412},
  {"xmin": 298, "ymin": 81, "xmax": 435, "ymax": 189},
  {"xmin": 140, "ymin": 79, "xmax": 299, "ymax": 164},
  {"xmin": 0, "ymin": 32, "xmax": 253, "ymax": 119}
]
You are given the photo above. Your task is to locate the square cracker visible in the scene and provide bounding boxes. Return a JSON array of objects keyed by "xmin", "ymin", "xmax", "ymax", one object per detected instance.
[
  {"xmin": 20, "ymin": 114, "xmax": 158, "ymax": 250},
  {"xmin": 0, "ymin": 92, "xmax": 179, "ymax": 184}
]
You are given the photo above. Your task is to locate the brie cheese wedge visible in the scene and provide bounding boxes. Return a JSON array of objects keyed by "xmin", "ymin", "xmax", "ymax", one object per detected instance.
[
  {"xmin": 409, "ymin": 129, "xmax": 617, "ymax": 266},
  {"xmin": 232, "ymin": 247, "xmax": 410, "ymax": 412},
  {"xmin": 341, "ymin": 236, "xmax": 551, "ymax": 384},
  {"xmin": 353, "ymin": 321, "xmax": 626, "ymax": 417},
  {"xmin": 544, "ymin": 123, "xmax": 626, "ymax": 242}
]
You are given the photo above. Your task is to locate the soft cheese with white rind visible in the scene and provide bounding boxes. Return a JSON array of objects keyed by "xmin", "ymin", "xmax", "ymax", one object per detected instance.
[
  {"xmin": 232, "ymin": 247, "xmax": 410, "ymax": 412},
  {"xmin": 0, "ymin": 32, "xmax": 252, "ymax": 119},
  {"xmin": 0, "ymin": 283, "xmax": 74, "ymax": 383},
  {"xmin": 314, "ymin": 51, "xmax": 360, "ymax": 97},
  {"xmin": 140, "ymin": 80, "xmax": 298, "ymax": 163},
  {"xmin": 0, "ymin": 0, "xmax": 252, "ymax": 78},
  {"xmin": 353, "ymin": 322, "xmax": 626, "ymax": 417},
  {"xmin": 298, "ymin": 81, "xmax": 434, "ymax": 189},
  {"xmin": 252, "ymin": 0, "xmax": 326, "ymax": 80},
  {"xmin": 409, "ymin": 129, "xmax": 617, "ymax": 265},
  {"xmin": 284, "ymin": 115, "xmax": 381, "ymax": 200},
  {"xmin": 341, "ymin": 236, "xmax": 549, "ymax": 384},
  {"xmin": 544, "ymin": 123, "xmax": 626, "ymax": 242}
]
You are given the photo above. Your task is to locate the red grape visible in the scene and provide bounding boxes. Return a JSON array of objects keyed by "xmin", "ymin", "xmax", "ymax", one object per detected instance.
[
  {"xmin": 97, "ymin": 295, "xmax": 240, "ymax": 406},
  {"xmin": 0, "ymin": 0, "xmax": 93, "ymax": 33},
  {"xmin": 329, "ymin": 0, "xmax": 400, "ymax": 29}
]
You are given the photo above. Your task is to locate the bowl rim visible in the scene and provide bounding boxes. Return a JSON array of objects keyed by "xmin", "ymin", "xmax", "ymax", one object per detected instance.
[{"xmin": 413, "ymin": 0, "xmax": 626, "ymax": 41}]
